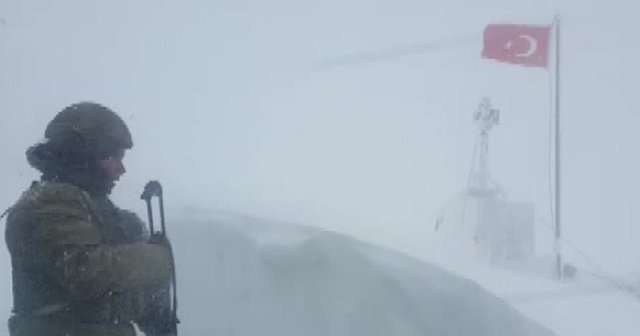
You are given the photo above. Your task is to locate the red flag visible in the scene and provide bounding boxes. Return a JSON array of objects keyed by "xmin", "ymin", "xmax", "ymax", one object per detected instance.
[{"xmin": 482, "ymin": 24, "xmax": 551, "ymax": 67}]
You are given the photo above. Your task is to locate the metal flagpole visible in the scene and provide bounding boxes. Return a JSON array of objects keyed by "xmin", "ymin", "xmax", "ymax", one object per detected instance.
[{"xmin": 553, "ymin": 14, "xmax": 563, "ymax": 280}]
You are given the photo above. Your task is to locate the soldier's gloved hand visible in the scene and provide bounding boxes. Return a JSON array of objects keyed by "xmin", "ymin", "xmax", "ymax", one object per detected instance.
[{"xmin": 118, "ymin": 209, "xmax": 149, "ymax": 241}]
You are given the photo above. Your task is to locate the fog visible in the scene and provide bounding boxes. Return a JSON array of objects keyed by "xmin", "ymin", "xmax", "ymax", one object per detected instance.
[{"xmin": 1, "ymin": 0, "xmax": 640, "ymax": 335}]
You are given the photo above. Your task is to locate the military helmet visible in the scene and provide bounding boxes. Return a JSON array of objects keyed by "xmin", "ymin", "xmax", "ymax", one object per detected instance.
[{"xmin": 44, "ymin": 102, "xmax": 133, "ymax": 158}]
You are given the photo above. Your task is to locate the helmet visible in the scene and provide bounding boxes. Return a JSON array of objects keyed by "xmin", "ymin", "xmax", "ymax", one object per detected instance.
[{"xmin": 44, "ymin": 102, "xmax": 133, "ymax": 158}]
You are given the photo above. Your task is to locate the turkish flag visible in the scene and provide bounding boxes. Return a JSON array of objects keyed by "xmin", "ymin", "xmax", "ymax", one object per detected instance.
[{"xmin": 482, "ymin": 24, "xmax": 552, "ymax": 67}]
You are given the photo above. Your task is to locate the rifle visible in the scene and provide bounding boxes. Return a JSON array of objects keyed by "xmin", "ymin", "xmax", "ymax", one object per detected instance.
[{"xmin": 141, "ymin": 180, "xmax": 179, "ymax": 335}]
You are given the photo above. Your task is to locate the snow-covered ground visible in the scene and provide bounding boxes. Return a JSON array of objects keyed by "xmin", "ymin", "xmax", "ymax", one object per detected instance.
[
  {"xmin": 438, "ymin": 260, "xmax": 640, "ymax": 336},
  {"xmin": 171, "ymin": 212, "xmax": 555, "ymax": 336},
  {"xmin": 169, "ymin": 211, "xmax": 640, "ymax": 336},
  {"xmin": 1, "ymin": 211, "xmax": 638, "ymax": 335}
]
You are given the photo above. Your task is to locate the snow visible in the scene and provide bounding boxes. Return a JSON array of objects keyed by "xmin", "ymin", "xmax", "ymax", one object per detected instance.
[
  {"xmin": 1, "ymin": 210, "xmax": 639, "ymax": 335},
  {"xmin": 432, "ymin": 260, "xmax": 640, "ymax": 336},
  {"xmin": 171, "ymin": 211, "xmax": 556, "ymax": 336}
]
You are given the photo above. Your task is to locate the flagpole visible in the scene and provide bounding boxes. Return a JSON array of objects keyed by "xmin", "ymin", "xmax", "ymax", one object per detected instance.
[{"xmin": 553, "ymin": 14, "xmax": 563, "ymax": 280}]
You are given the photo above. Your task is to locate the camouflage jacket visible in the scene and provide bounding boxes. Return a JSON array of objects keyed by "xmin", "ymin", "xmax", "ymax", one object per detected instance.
[{"xmin": 5, "ymin": 181, "xmax": 172, "ymax": 329}]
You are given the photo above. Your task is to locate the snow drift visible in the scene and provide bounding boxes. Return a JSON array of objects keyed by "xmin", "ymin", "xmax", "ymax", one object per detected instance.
[{"xmin": 170, "ymin": 210, "xmax": 556, "ymax": 336}]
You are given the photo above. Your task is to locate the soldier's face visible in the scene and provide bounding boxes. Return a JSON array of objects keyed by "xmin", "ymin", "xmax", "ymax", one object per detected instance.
[{"xmin": 98, "ymin": 149, "xmax": 126, "ymax": 182}]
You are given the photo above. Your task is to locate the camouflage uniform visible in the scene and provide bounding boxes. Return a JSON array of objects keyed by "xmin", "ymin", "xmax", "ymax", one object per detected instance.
[{"xmin": 5, "ymin": 103, "xmax": 174, "ymax": 336}]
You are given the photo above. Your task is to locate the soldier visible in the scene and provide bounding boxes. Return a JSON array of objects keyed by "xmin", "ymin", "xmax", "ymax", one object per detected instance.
[{"xmin": 5, "ymin": 102, "xmax": 175, "ymax": 335}]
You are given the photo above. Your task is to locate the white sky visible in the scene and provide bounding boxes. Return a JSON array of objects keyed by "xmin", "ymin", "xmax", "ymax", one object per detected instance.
[{"xmin": 1, "ymin": 0, "xmax": 639, "ymax": 275}]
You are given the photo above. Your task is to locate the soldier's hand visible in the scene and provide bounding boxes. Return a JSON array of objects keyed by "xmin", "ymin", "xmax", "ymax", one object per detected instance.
[{"xmin": 118, "ymin": 209, "xmax": 148, "ymax": 241}]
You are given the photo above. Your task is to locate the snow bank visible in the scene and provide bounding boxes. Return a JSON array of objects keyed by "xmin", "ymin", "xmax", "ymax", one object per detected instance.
[{"xmin": 171, "ymin": 211, "xmax": 556, "ymax": 336}]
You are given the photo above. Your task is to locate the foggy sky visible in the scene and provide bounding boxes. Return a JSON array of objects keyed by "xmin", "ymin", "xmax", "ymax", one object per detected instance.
[{"xmin": 1, "ymin": 0, "xmax": 639, "ymax": 277}]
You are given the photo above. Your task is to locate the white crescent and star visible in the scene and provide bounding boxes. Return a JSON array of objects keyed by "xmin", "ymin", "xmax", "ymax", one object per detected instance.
[{"xmin": 504, "ymin": 34, "xmax": 538, "ymax": 57}]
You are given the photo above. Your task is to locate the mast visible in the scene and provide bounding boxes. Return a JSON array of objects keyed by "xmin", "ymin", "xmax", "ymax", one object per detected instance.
[{"xmin": 553, "ymin": 15, "xmax": 563, "ymax": 280}]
